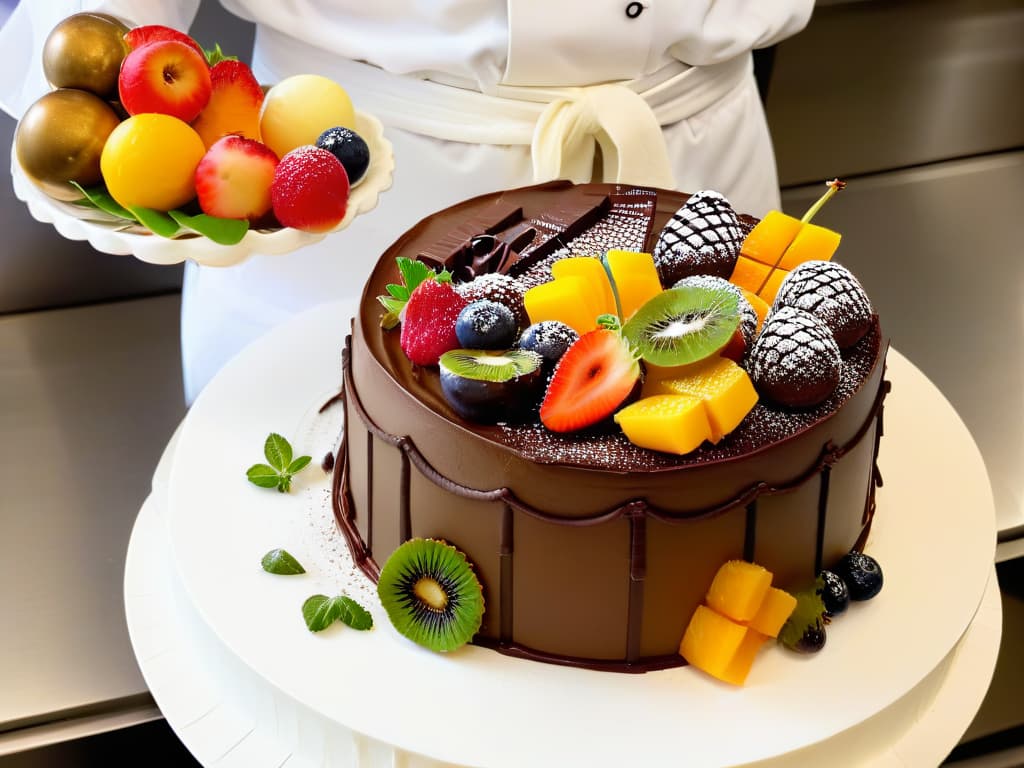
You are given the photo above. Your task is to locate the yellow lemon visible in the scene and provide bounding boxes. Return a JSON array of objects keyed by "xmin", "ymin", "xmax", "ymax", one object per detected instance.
[
  {"xmin": 100, "ymin": 113, "xmax": 206, "ymax": 211},
  {"xmin": 259, "ymin": 74, "xmax": 355, "ymax": 159}
]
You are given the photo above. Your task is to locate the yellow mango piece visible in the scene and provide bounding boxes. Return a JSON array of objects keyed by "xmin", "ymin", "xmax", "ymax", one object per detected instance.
[
  {"xmin": 779, "ymin": 222, "xmax": 841, "ymax": 269},
  {"xmin": 613, "ymin": 394, "xmax": 711, "ymax": 455},
  {"xmin": 679, "ymin": 605, "xmax": 747, "ymax": 676},
  {"xmin": 729, "ymin": 255, "xmax": 788, "ymax": 304},
  {"xmin": 647, "ymin": 357, "xmax": 758, "ymax": 443},
  {"xmin": 523, "ymin": 275, "xmax": 604, "ymax": 335},
  {"xmin": 747, "ymin": 587, "xmax": 797, "ymax": 639},
  {"xmin": 719, "ymin": 629, "xmax": 770, "ymax": 686},
  {"xmin": 603, "ymin": 249, "xmax": 663, "ymax": 320},
  {"xmin": 740, "ymin": 289, "xmax": 770, "ymax": 333},
  {"xmin": 706, "ymin": 560, "xmax": 772, "ymax": 623},
  {"xmin": 740, "ymin": 210, "xmax": 802, "ymax": 268},
  {"xmin": 551, "ymin": 257, "xmax": 616, "ymax": 318}
]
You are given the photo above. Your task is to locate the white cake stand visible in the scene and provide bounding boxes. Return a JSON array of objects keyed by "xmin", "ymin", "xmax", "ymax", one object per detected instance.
[{"xmin": 125, "ymin": 300, "xmax": 1001, "ymax": 768}]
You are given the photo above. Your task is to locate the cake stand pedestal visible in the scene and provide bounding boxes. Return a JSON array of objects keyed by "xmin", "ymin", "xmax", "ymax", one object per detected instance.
[{"xmin": 125, "ymin": 300, "xmax": 1001, "ymax": 768}]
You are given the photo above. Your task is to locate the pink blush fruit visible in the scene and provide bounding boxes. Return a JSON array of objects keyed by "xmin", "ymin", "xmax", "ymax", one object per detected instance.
[
  {"xmin": 195, "ymin": 136, "xmax": 278, "ymax": 221},
  {"xmin": 271, "ymin": 146, "xmax": 349, "ymax": 233}
]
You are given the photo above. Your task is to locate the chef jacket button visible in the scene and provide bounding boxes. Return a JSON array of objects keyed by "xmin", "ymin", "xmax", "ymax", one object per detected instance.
[{"xmin": 625, "ymin": 2, "xmax": 643, "ymax": 18}]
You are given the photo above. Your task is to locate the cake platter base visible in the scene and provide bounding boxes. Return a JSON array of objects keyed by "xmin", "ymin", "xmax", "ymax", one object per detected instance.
[{"xmin": 126, "ymin": 300, "xmax": 1001, "ymax": 768}]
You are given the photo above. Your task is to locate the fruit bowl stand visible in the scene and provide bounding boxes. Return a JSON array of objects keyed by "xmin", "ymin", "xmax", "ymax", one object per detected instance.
[
  {"xmin": 10, "ymin": 110, "xmax": 393, "ymax": 268},
  {"xmin": 124, "ymin": 299, "xmax": 1001, "ymax": 768}
]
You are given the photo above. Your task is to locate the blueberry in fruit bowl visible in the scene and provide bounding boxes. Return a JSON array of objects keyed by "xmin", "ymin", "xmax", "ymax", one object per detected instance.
[
  {"xmin": 817, "ymin": 569, "xmax": 849, "ymax": 618},
  {"xmin": 315, "ymin": 126, "xmax": 370, "ymax": 185},
  {"xmin": 834, "ymin": 551, "xmax": 883, "ymax": 601},
  {"xmin": 456, "ymin": 300, "xmax": 518, "ymax": 350},
  {"xmin": 439, "ymin": 348, "xmax": 543, "ymax": 423},
  {"xmin": 519, "ymin": 321, "xmax": 579, "ymax": 366}
]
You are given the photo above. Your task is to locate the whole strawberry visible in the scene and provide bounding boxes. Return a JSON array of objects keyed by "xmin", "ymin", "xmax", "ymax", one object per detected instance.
[{"xmin": 400, "ymin": 279, "xmax": 469, "ymax": 366}]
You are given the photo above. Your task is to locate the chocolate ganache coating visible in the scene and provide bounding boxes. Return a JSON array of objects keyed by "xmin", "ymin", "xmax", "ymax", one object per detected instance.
[{"xmin": 335, "ymin": 181, "xmax": 889, "ymax": 672}]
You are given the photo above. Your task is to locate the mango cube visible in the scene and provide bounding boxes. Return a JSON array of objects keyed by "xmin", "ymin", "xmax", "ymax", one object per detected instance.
[
  {"xmin": 719, "ymin": 628, "xmax": 771, "ymax": 686},
  {"xmin": 740, "ymin": 288, "xmax": 770, "ymax": 333},
  {"xmin": 729, "ymin": 255, "xmax": 788, "ymax": 303},
  {"xmin": 645, "ymin": 356, "xmax": 758, "ymax": 443},
  {"xmin": 551, "ymin": 257, "xmax": 616, "ymax": 318},
  {"xmin": 747, "ymin": 587, "xmax": 798, "ymax": 639},
  {"xmin": 780, "ymin": 222, "xmax": 841, "ymax": 268},
  {"xmin": 706, "ymin": 560, "xmax": 772, "ymax": 623},
  {"xmin": 613, "ymin": 394, "xmax": 711, "ymax": 455},
  {"xmin": 524, "ymin": 274, "xmax": 604, "ymax": 335},
  {"xmin": 603, "ymin": 249, "xmax": 663, "ymax": 320},
  {"xmin": 679, "ymin": 605, "xmax": 748, "ymax": 681},
  {"xmin": 741, "ymin": 210, "xmax": 802, "ymax": 266}
]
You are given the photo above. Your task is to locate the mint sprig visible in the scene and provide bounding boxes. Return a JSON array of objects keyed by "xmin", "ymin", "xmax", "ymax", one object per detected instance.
[
  {"xmin": 261, "ymin": 548, "xmax": 306, "ymax": 575},
  {"xmin": 302, "ymin": 594, "xmax": 374, "ymax": 632},
  {"xmin": 377, "ymin": 256, "xmax": 452, "ymax": 329},
  {"xmin": 246, "ymin": 433, "xmax": 312, "ymax": 493}
]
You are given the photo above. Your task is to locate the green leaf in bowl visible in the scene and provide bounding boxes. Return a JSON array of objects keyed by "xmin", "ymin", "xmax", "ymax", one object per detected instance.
[
  {"xmin": 128, "ymin": 206, "xmax": 181, "ymax": 238},
  {"xmin": 69, "ymin": 182, "xmax": 134, "ymax": 220},
  {"xmin": 169, "ymin": 210, "xmax": 249, "ymax": 245}
]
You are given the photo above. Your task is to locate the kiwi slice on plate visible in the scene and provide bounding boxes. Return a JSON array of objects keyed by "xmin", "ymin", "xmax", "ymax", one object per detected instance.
[
  {"xmin": 622, "ymin": 284, "xmax": 740, "ymax": 366},
  {"xmin": 377, "ymin": 538, "xmax": 485, "ymax": 652}
]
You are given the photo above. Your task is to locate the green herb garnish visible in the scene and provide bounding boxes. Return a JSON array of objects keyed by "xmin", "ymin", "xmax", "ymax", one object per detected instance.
[
  {"xmin": 204, "ymin": 43, "xmax": 237, "ymax": 66},
  {"xmin": 261, "ymin": 548, "xmax": 306, "ymax": 575},
  {"xmin": 246, "ymin": 433, "xmax": 312, "ymax": 493},
  {"xmin": 302, "ymin": 594, "xmax": 374, "ymax": 632},
  {"xmin": 376, "ymin": 256, "xmax": 452, "ymax": 329}
]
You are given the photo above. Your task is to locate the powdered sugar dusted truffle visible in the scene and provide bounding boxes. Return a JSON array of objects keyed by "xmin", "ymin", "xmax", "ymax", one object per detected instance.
[
  {"xmin": 653, "ymin": 190, "xmax": 743, "ymax": 285},
  {"xmin": 748, "ymin": 306, "xmax": 841, "ymax": 408},
  {"xmin": 456, "ymin": 272, "xmax": 527, "ymax": 331},
  {"xmin": 774, "ymin": 261, "xmax": 873, "ymax": 349},
  {"xmin": 673, "ymin": 274, "xmax": 758, "ymax": 348}
]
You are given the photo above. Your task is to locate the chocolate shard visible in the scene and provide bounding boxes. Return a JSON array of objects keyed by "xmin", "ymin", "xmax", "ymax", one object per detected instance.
[
  {"xmin": 506, "ymin": 192, "xmax": 612, "ymax": 277},
  {"xmin": 416, "ymin": 202, "xmax": 524, "ymax": 274}
]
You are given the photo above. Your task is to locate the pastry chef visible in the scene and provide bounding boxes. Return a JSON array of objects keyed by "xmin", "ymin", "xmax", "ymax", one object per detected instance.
[{"xmin": 0, "ymin": 0, "xmax": 814, "ymax": 403}]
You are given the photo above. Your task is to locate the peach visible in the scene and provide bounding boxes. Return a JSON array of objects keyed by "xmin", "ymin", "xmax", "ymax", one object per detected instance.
[{"xmin": 192, "ymin": 60, "xmax": 264, "ymax": 149}]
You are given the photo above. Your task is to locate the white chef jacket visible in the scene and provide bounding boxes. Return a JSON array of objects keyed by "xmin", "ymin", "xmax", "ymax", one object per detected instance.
[{"xmin": 1, "ymin": 0, "xmax": 813, "ymax": 403}]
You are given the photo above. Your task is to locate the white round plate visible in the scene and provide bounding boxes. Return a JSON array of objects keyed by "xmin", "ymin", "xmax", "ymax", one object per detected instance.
[
  {"xmin": 10, "ymin": 111, "xmax": 393, "ymax": 268},
  {"xmin": 164, "ymin": 301, "xmax": 997, "ymax": 768}
]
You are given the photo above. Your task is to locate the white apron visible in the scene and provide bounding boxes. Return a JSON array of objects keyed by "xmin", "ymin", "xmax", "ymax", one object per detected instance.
[{"xmin": 0, "ymin": 0, "xmax": 813, "ymax": 403}]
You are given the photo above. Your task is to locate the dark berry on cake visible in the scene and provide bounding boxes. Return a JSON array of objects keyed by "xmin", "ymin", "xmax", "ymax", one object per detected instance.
[
  {"xmin": 455, "ymin": 300, "xmax": 518, "ymax": 350},
  {"xmin": 817, "ymin": 570, "xmax": 850, "ymax": 618},
  {"xmin": 519, "ymin": 321, "xmax": 579, "ymax": 366},
  {"xmin": 653, "ymin": 190, "xmax": 743, "ymax": 285},
  {"xmin": 456, "ymin": 272, "xmax": 528, "ymax": 331},
  {"xmin": 834, "ymin": 551, "xmax": 884, "ymax": 601},
  {"xmin": 748, "ymin": 306, "xmax": 841, "ymax": 408},
  {"xmin": 773, "ymin": 261, "xmax": 873, "ymax": 349}
]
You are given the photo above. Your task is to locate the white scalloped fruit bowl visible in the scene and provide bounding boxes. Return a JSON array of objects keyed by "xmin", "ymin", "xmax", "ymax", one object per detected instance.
[{"xmin": 10, "ymin": 109, "xmax": 394, "ymax": 268}]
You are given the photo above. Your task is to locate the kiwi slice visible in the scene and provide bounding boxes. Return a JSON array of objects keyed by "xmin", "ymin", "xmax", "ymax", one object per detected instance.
[
  {"xmin": 439, "ymin": 349, "xmax": 544, "ymax": 423},
  {"xmin": 377, "ymin": 538, "xmax": 485, "ymax": 652},
  {"xmin": 622, "ymin": 285, "xmax": 740, "ymax": 366},
  {"xmin": 439, "ymin": 349, "xmax": 542, "ymax": 382}
]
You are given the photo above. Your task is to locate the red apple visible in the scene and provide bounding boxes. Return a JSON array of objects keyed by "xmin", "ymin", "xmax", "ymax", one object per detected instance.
[
  {"xmin": 123, "ymin": 24, "xmax": 205, "ymax": 58},
  {"xmin": 119, "ymin": 40, "xmax": 211, "ymax": 122}
]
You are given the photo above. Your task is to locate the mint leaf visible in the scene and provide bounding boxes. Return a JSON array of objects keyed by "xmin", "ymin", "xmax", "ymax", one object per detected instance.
[
  {"xmin": 436, "ymin": 269, "xmax": 453, "ymax": 283},
  {"xmin": 337, "ymin": 596, "xmax": 373, "ymax": 630},
  {"xmin": 302, "ymin": 594, "xmax": 343, "ymax": 632},
  {"xmin": 287, "ymin": 456, "xmax": 312, "ymax": 474},
  {"xmin": 261, "ymin": 548, "xmax": 306, "ymax": 575},
  {"xmin": 168, "ymin": 210, "xmax": 248, "ymax": 245},
  {"xmin": 397, "ymin": 256, "xmax": 431, "ymax": 290},
  {"xmin": 597, "ymin": 314, "xmax": 621, "ymax": 333},
  {"xmin": 247, "ymin": 464, "xmax": 281, "ymax": 488},
  {"xmin": 385, "ymin": 283, "xmax": 409, "ymax": 300},
  {"xmin": 264, "ymin": 433, "xmax": 292, "ymax": 470}
]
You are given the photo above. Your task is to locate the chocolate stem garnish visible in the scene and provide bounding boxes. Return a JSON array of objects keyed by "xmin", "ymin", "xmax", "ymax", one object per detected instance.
[
  {"xmin": 416, "ymin": 201, "xmax": 524, "ymax": 276},
  {"xmin": 755, "ymin": 178, "xmax": 846, "ymax": 296}
]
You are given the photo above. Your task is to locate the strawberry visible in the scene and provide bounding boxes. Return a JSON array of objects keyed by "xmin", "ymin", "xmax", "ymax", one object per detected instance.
[
  {"xmin": 271, "ymin": 146, "xmax": 349, "ymax": 233},
  {"xmin": 195, "ymin": 136, "xmax": 278, "ymax": 221},
  {"xmin": 124, "ymin": 25, "xmax": 206, "ymax": 59},
  {"xmin": 540, "ymin": 328, "xmax": 640, "ymax": 433},
  {"xmin": 191, "ymin": 60, "xmax": 264, "ymax": 148},
  {"xmin": 400, "ymin": 280, "xmax": 469, "ymax": 366}
]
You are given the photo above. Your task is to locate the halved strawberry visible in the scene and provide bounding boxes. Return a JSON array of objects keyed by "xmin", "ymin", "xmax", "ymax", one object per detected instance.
[
  {"xmin": 400, "ymin": 280, "xmax": 469, "ymax": 366},
  {"xmin": 540, "ymin": 329, "xmax": 640, "ymax": 433},
  {"xmin": 195, "ymin": 136, "xmax": 278, "ymax": 221},
  {"xmin": 124, "ymin": 24, "xmax": 206, "ymax": 59}
]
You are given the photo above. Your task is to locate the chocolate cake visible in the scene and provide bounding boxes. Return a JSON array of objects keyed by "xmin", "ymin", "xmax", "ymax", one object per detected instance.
[{"xmin": 333, "ymin": 181, "xmax": 889, "ymax": 672}]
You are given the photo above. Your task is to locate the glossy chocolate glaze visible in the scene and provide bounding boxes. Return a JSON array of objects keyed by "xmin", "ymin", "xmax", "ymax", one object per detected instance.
[{"xmin": 334, "ymin": 181, "xmax": 890, "ymax": 671}]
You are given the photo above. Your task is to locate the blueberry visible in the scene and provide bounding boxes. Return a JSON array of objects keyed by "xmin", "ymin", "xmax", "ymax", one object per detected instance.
[
  {"xmin": 455, "ymin": 300, "xmax": 517, "ymax": 350},
  {"xmin": 315, "ymin": 126, "xmax": 370, "ymax": 185},
  {"xmin": 519, "ymin": 321, "xmax": 578, "ymax": 364},
  {"xmin": 817, "ymin": 570, "xmax": 849, "ymax": 617},
  {"xmin": 834, "ymin": 551, "xmax": 883, "ymax": 601},
  {"xmin": 794, "ymin": 619, "xmax": 827, "ymax": 653}
]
